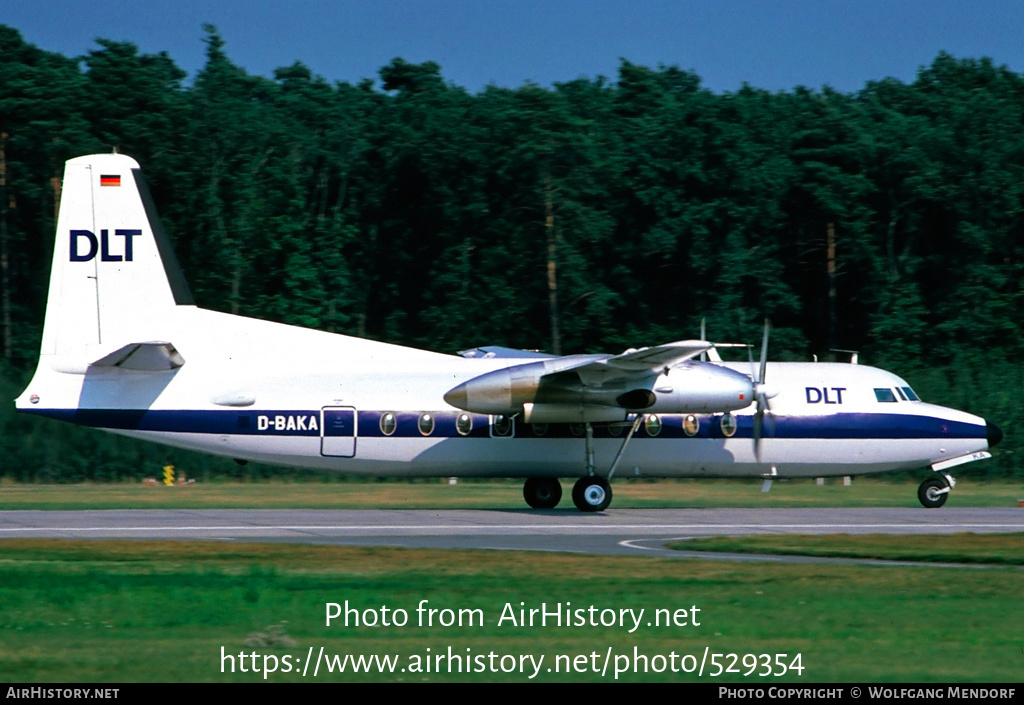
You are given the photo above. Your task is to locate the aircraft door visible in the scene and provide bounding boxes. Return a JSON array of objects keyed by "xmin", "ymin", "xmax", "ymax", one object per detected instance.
[{"xmin": 321, "ymin": 406, "xmax": 357, "ymax": 457}]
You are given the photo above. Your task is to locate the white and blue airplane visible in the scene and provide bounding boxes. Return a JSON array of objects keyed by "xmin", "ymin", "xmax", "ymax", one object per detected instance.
[{"xmin": 14, "ymin": 154, "xmax": 1003, "ymax": 511}]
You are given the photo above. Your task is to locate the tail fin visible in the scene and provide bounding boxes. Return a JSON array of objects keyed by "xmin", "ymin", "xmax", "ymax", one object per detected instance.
[{"xmin": 39, "ymin": 154, "xmax": 193, "ymax": 359}]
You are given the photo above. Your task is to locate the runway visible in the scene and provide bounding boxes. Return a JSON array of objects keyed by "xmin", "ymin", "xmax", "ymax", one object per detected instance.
[{"xmin": 1, "ymin": 507, "xmax": 1021, "ymax": 559}]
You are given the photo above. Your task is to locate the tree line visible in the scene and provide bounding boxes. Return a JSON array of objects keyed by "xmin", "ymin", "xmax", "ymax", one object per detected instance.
[{"xmin": 0, "ymin": 24, "xmax": 1020, "ymax": 480}]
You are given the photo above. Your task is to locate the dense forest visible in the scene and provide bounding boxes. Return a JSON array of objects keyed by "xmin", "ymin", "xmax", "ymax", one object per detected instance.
[{"xmin": 0, "ymin": 24, "xmax": 1020, "ymax": 481}]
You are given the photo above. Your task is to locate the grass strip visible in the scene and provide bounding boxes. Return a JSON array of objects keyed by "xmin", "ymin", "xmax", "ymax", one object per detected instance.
[
  {"xmin": 0, "ymin": 539, "xmax": 1020, "ymax": 682},
  {"xmin": 669, "ymin": 533, "xmax": 1024, "ymax": 565},
  {"xmin": 1, "ymin": 477, "xmax": 1023, "ymax": 510}
]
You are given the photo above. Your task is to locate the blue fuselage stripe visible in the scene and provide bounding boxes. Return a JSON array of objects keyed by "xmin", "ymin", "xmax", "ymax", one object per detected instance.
[{"xmin": 20, "ymin": 408, "xmax": 986, "ymax": 441}]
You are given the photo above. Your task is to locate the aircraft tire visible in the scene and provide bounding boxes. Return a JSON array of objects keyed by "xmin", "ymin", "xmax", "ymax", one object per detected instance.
[
  {"xmin": 572, "ymin": 476, "xmax": 612, "ymax": 512},
  {"xmin": 523, "ymin": 477, "xmax": 562, "ymax": 509},
  {"xmin": 917, "ymin": 477, "xmax": 949, "ymax": 509}
]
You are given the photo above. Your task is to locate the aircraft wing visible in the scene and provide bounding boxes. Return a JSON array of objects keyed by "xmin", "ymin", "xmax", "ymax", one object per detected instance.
[
  {"xmin": 458, "ymin": 346, "xmax": 558, "ymax": 360},
  {"xmin": 600, "ymin": 340, "xmax": 712, "ymax": 371},
  {"xmin": 555, "ymin": 340, "xmax": 713, "ymax": 386}
]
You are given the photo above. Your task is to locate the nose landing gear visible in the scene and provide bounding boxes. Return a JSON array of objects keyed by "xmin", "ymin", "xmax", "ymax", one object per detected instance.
[{"xmin": 918, "ymin": 471, "xmax": 955, "ymax": 509}]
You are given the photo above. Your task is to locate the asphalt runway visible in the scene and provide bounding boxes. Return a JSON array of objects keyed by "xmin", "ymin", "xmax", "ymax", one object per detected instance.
[{"xmin": 1, "ymin": 507, "xmax": 1021, "ymax": 560}]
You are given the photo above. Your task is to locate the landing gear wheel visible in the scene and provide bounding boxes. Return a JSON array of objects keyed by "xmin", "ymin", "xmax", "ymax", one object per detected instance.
[
  {"xmin": 918, "ymin": 477, "xmax": 949, "ymax": 509},
  {"xmin": 572, "ymin": 476, "xmax": 612, "ymax": 512},
  {"xmin": 523, "ymin": 477, "xmax": 562, "ymax": 509}
]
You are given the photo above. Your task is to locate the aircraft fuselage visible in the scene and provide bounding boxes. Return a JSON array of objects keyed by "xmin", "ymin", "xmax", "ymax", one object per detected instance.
[{"xmin": 18, "ymin": 306, "xmax": 991, "ymax": 480}]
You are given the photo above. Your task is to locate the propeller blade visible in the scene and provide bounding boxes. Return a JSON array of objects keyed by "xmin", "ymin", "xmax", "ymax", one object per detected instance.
[
  {"xmin": 759, "ymin": 319, "xmax": 771, "ymax": 385},
  {"xmin": 753, "ymin": 402, "xmax": 763, "ymax": 461},
  {"xmin": 752, "ymin": 319, "xmax": 772, "ymax": 463},
  {"xmin": 753, "ymin": 389, "xmax": 773, "ymax": 462}
]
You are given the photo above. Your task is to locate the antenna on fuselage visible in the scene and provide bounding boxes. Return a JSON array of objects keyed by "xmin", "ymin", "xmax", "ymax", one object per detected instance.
[{"xmin": 831, "ymin": 349, "xmax": 859, "ymax": 364}]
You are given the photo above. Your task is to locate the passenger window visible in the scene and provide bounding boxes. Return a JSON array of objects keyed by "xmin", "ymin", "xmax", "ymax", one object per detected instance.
[
  {"xmin": 720, "ymin": 413, "xmax": 737, "ymax": 437},
  {"xmin": 456, "ymin": 413, "xmax": 473, "ymax": 436},
  {"xmin": 644, "ymin": 415, "xmax": 662, "ymax": 437},
  {"xmin": 418, "ymin": 413, "xmax": 435, "ymax": 436},
  {"xmin": 874, "ymin": 388, "xmax": 897, "ymax": 403},
  {"xmin": 379, "ymin": 412, "xmax": 397, "ymax": 436},
  {"xmin": 491, "ymin": 415, "xmax": 514, "ymax": 437}
]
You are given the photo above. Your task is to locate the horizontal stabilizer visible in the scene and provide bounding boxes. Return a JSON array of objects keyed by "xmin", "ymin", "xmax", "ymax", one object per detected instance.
[{"xmin": 91, "ymin": 342, "xmax": 185, "ymax": 371}]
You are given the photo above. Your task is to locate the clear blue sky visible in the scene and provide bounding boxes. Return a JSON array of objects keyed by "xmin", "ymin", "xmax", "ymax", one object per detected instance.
[{"xmin": 6, "ymin": 1, "xmax": 1024, "ymax": 93}]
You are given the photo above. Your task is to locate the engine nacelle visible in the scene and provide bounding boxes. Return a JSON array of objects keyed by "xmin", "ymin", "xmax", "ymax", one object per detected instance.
[
  {"xmin": 444, "ymin": 359, "xmax": 754, "ymax": 419},
  {"xmin": 640, "ymin": 363, "xmax": 755, "ymax": 413}
]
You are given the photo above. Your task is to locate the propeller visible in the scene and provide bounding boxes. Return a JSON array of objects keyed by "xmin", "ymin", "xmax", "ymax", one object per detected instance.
[{"xmin": 747, "ymin": 319, "xmax": 773, "ymax": 462}]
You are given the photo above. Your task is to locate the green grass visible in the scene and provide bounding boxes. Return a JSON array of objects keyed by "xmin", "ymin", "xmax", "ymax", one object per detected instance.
[
  {"xmin": 670, "ymin": 533, "xmax": 1024, "ymax": 565},
  {"xmin": 0, "ymin": 540, "xmax": 1021, "ymax": 682},
  {"xmin": 1, "ymin": 476, "xmax": 1023, "ymax": 510},
  {"xmin": 2, "ymin": 480, "xmax": 1022, "ymax": 682}
]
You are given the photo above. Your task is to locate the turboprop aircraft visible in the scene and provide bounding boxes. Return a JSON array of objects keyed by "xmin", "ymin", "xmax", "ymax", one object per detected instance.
[{"xmin": 15, "ymin": 154, "xmax": 1003, "ymax": 511}]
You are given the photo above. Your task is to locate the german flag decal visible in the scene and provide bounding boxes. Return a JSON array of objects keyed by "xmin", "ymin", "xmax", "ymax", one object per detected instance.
[{"xmin": 100, "ymin": 174, "xmax": 121, "ymax": 187}]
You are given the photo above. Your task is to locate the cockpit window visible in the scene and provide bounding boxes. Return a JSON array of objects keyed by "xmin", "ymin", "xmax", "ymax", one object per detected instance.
[
  {"xmin": 901, "ymin": 386, "xmax": 920, "ymax": 401},
  {"xmin": 895, "ymin": 387, "xmax": 908, "ymax": 401},
  {"xmin": 874, "ymin": 388, "xmax": 897, "ymax": 403}
]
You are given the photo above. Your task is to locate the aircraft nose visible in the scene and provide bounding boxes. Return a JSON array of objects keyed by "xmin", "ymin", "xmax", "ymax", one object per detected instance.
[{"xmin": 986, "ymin": 421, "xmax": 1004, "ymax": 448}]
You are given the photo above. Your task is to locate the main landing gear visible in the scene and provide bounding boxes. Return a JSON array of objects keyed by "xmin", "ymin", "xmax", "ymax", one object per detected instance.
[
  {"xmin": 572, "ymin": 476, "xmax": 612, "ymax": 512},
  {"xmin": 522, "ymin": 476, "xmax": 613, "ymax": 512},
  {"xmin": 522, "ymin": 416, "xmax": 645, "ymax": 512},
  {"xmin": 523, "ymin": 477, "xmax": 562, "ymax": 509}
]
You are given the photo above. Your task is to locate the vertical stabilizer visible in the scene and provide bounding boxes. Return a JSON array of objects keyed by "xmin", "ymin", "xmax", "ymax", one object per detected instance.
[{"xmin": 39, "ymin": 154, "xmax": 193, "ymax": 359}]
